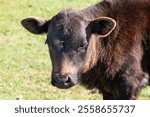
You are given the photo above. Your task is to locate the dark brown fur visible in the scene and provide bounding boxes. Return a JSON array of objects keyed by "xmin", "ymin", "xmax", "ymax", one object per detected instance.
[{"xmin": 80, "ymin": 0, "xmax": 150, "ymax": 99}]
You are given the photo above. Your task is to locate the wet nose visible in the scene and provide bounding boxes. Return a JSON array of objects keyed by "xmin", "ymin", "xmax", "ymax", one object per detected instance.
[{"xmin": 51, "ymin": 74, "xmax": 74, "ymax": 89}]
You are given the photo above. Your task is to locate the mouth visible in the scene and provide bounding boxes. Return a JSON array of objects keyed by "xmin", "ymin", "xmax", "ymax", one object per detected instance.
[{"xmin": 51, "ymin": 82, "xmax": 75, "ymax": 89}]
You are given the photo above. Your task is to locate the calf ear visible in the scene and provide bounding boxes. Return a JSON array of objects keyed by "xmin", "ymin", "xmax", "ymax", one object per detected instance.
[
  {"xmin": 87, "ymin": 17, "xmax": 116, "ymax": 38},
  {"xmin": 21, "ymin": 17, "xmax": 50, "ymax": 34}
]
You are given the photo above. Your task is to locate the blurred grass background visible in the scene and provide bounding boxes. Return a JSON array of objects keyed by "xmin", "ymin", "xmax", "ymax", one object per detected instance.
[{"xmin": 0, "ymin": 0, "xmax": 149, "ymax": 100}]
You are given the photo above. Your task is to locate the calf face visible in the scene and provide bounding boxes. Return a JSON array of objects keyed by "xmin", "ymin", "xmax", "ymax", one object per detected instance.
[{"xmin": 21, "ymin": 9, "xmax": 116, "ymax": 89}]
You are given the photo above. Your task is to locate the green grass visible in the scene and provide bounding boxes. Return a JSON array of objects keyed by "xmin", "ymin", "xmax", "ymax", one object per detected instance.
[{"xmin": 0, "ymin": 0, "xmax": 150, "ymax": 100}]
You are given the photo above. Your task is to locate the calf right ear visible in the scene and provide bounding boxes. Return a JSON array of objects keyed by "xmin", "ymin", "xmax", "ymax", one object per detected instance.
[{"xmin": 21, "ymin": 17, "xmax": 50, "ymax": 34}]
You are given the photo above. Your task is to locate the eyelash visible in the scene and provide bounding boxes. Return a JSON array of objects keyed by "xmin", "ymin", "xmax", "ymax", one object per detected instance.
[{"xmin": 76, "ymin": 42, "xmax": 88, "ymax": 52}]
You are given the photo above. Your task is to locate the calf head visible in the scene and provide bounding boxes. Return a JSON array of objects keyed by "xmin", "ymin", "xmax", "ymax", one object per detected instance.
[{"xmin": 21, "ymin": 9, "xmax": 116, "ymax": 89}]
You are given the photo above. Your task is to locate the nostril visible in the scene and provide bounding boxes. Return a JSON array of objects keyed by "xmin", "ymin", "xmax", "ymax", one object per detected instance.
[
  {"xmin": 59, "ymin": 75, "xmax": 71, "ymax": 83},
  {"xmin": 61, "ymin": 76, "xmax": 69, "ymax": 83},
  {"xmin": 65, "ymin": 76, "xmax": 71, "ymax": 84}
]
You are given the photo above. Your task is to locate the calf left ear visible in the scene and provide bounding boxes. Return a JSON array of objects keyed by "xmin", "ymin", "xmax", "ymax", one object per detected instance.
[
  {"xmin": 87, "ymin": 17, "xmax": 116, "ymax": 38},
  {"xmin": 21, "ymin": 17, "xmax": 50, "ymax": 34}
]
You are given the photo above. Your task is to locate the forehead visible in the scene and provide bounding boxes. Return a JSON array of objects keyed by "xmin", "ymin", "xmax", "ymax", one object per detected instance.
[{"xmin": 47, "ymin": 10, "xmax": 86, "ymax": 43}]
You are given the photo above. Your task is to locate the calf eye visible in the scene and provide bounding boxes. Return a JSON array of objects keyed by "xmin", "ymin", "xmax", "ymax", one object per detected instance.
[
  {"xmin": 81, "ymin": 42, "xmax": 88, "ymax": 48},
  {"xmin": 76, "ymin": 42, "xmax": 88, "ymax": 52}
]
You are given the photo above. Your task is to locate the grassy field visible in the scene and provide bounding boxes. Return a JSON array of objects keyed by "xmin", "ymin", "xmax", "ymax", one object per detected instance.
[{"xmin": 0, "ymin": 0, "xmax": 150, "ymax": 100}]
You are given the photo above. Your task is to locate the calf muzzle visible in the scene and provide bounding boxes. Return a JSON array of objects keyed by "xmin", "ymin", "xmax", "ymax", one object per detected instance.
[{"xmin": 51, "ymin": 74, "xmax": 77, "ymax": 89}]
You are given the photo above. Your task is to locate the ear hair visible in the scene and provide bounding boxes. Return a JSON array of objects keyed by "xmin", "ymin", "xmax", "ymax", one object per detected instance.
[
  {"xmin": 87, "ymin": 17, "xmax": 117, "ymax": 38},
  {"xmin": 21, "ymin": 17, "xmax": 50, "ymax": 34}
]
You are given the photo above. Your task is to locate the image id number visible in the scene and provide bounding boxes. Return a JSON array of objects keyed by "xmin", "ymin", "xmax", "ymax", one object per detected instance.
[{"xmin": 77, "ymin": 105, "xmax": 135, "ymax": 114}]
